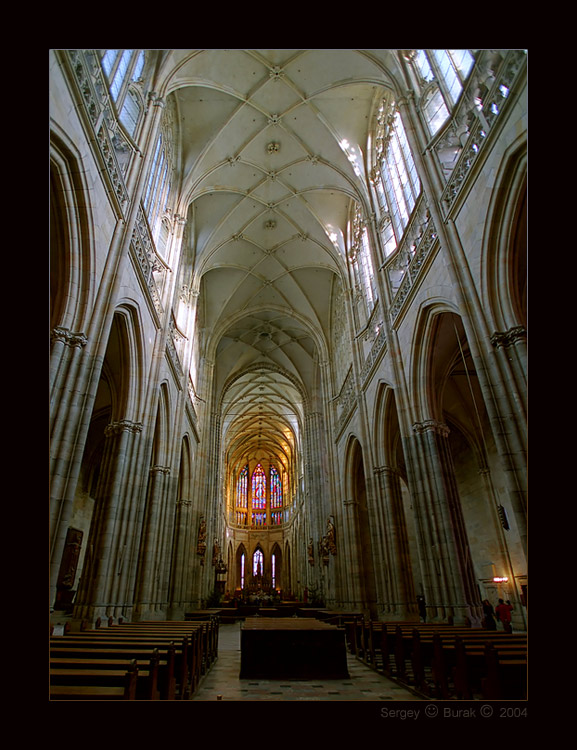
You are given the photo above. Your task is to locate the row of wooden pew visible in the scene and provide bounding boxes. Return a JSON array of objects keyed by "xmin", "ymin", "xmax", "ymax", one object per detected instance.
[
  {"xmin": 345, "ymin": 619, "xmax": 527, "ymax": 700},
  {"xmin": 50, "ymin": 618, "xmax": 219, "ymax": 700}
]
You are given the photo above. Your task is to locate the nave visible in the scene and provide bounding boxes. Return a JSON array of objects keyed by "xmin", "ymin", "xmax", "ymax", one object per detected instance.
[
  {"xmin": 192, "ymin": 622, "xmax": 422, "ymax": 702},
  {"xmin": 50, "ymin": 49, "xmax": 527, "ymax": 644}
]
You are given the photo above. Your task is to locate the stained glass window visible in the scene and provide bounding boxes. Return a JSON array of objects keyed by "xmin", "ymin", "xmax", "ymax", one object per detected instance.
[
  {"xmin": 237, "ymin": 465, "xmax": 248, "ymax": 508},
  {"xmin": 251, "ymin": 512, "xmax": 266, "ymax": 527},
  {"xmin": 271, "ymin": 553, "xmax": 276, "ymax": 588},
  {"xmin": 270, "ymin": 466, "xmax": 282, "ymax": 508},
  {"xmin": 253, "ymin": 549, "xmax": 264, "ymax": 577},
  {"xmin": 240, "ymin": 553, "xmax": 245, "ymax": 589},
  {"xmin": 252, "ymin": 464, "xmax": 266, "ymax": 509}
]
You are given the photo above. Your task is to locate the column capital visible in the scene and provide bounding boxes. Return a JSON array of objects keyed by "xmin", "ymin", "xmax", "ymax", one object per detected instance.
[
  {"xmin": 150, "ymin": 465, "xmax": 170, "ymax": 475},
  {"xmin": 373, "ymin": 464, "xmax": 400, "ymax": 477},
  {"xmin": 490, "ymin": 325, "xmax": 527, "ymax": 349},
  {"xmin": 412, "ymin": 419, "xmax": 450, "ymax": 438},
  {"xmin": 51, "ymin": 326, "xmax": 88, "ymax": 348},
  {"xmin": 104, "ymin": 419, "xmax": 143, "ymax": 437}
]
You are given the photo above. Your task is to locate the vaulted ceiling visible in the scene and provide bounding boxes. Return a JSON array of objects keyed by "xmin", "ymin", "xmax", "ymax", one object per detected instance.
[{"xmin": 159, "ymin": 50, "xmax": 405, "ymax": 475}]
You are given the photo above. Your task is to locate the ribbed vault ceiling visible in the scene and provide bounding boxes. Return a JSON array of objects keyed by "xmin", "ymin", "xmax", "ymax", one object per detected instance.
[{"xmin": 162, "ymin": 50, "xmax": 403, "ymax": 470}]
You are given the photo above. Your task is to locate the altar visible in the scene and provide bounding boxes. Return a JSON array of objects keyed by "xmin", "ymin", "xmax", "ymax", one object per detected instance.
[{"xmin": 240, "ymin": 617, "xmax": 349, "ymax": 679}]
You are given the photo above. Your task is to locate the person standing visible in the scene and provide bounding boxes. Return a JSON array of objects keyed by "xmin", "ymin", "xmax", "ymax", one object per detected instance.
[
  {"xmin": 417, "ymin": 595, "xmax": 427, "ymax": 622},
  {"xmin": 495, "ymin": 598, "xmax": 514, "ymax": 633},
  {"xmin": 482, "ymin": 599, "xmax": 497, "ymax": 630}
]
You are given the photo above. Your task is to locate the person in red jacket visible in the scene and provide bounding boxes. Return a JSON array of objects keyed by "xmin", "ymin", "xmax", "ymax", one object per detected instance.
[{"xmin": 495, "ymin": 599, "xmax": 514, "ymax": 633}]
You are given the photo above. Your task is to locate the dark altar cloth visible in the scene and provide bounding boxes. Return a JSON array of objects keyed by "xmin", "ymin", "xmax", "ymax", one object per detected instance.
[{"xmin": 240, "ymin": 617, "xmax": 349, "ymax": 679}]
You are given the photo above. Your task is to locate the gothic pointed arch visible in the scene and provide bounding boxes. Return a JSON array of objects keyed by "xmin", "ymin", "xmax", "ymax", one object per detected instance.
[
  {"xmin": 50, "ymin": 129, "xmax": 94, "ymax": 333},
  {"xmin": 150, "ymin": 381, "xmax": 173, "ymax": 468},
  {"xmin": 483, "ymin": 138, "xmax": 527, "ymax": 334},
  {"xmin": 111, "ymin": 304, "xmax": 147, "ymax": 421},
  {"xmin": 270, "ymin": 542, "xmax": 282, "ymax": 592},
  {"xmin": 236, "ymin": 543, "xmax": 248, "ymax": 591},
  {"xmin": 283, "ymin": 540, "xmax": 292, "ymax": 597},
  {"xmin": 344, "ymin": 435, "xmax": 378, "ymax": 616}
]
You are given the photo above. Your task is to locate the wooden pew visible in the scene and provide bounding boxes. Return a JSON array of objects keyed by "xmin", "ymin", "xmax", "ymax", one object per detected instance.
[
  {"xmin": 51, "ymin": 617, "xmax": 219, "ymax": 698},
  {"xmin": 350, "ymin": 620, "xmax": 527, "ymax": 700},
  {"xmin": 482, "ymin": 642, "xmax": 527, "ymax": 699},
  {"xmin": 50, "ymin": 660, "xmax": 139, "ymax": 700},
  {"xmin": 50, "ymin": 636, "xmax": 186, "ymax": 699}
]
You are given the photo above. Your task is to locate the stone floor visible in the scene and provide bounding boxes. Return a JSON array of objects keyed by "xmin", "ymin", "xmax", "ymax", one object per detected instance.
[{"xmin": 191, "ymin": 622, "xmax": 424, "ymax": 702}]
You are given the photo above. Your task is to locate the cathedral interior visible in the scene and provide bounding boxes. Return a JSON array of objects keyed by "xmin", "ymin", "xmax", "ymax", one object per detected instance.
[{"xmin": 49, "ymin": 50, "xmax": 527, "ymax": 652}]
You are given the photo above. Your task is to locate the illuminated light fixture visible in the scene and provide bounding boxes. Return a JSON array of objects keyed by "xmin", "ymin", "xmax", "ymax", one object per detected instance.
[{"xmin": 493, "ymin": 576, "xmax": 509, "ymax": 583}]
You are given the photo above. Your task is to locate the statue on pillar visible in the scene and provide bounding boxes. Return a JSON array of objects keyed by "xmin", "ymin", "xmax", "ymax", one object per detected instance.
[
  {"xmin": 196, "ymin": 517, "xmax": 207, "ymax": 564},
  {"xmin": 326, "ymin": 515, "xmax": 337, "ymax": 556},
  {"xmin": 319, "ymin": 536, "xmax": 330, "ymax": 566},
  {"xmin": 308, "ymin": 538, "xmax": 315, "ymax": 566},
  {"xmin": 212, "ymin": 538, "xmax": 221, "ymax": 567}
]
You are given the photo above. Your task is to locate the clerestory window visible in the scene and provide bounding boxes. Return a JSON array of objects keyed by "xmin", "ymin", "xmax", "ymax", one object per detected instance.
[
  {"xmin": 411, "ymin": 49, "xmax": 475, "ymax": 136},
  {"xmin": 349, "ymin": 203, "xmax": 377, "ymax": 317},
  {"xmin": 100, "ymin": 50, "xmax": 145, "ymax": 138},
  {"xmin": 372, "ymin": 100, "xmax": 421, "ymax": 258},
  {"xmin": 235, "ymin": 465, "xmax": 248, "ymax": 525}
]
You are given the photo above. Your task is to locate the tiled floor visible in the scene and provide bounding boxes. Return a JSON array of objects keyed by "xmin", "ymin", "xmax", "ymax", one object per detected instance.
[{"xmin": 192, "ymin": 623, "xmax": 424, "ymax": 702}]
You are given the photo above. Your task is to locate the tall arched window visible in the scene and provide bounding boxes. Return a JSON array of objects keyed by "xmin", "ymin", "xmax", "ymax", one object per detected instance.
[
  {"xmin": 270, "ymin": 466, "xmax": 283, "ymax": 525},
  {"xmin": 240, "ymin": 552, "xmax": 245, "ymax": 589},
  {"xmin": 236, "ymin": 465, "xmax": 248, "ymax": 525},
  {"xmin": 373, "ymin": 99, "xmax": 421, "ymax": 258},
  {"xmin": 251, "ymin": 464, "xmax": 266, "ymax": 526},
  {"xmin": 409, "ymin": 49, "xmax": 475, "ymax": 136},
  {"xmin": 349, "ymin": 203, "xmax": 377, "ymax": 323},
  {"xmin": 141, "ymin": 98, "xmax": 176, "ymax": 246},
  {"xmin": 100, "ymin": 50, "xmax": 145, "ymax": 138},
  {"xmin": 253, "ymin": 548, "xmax": 264, "ymax": 577}
]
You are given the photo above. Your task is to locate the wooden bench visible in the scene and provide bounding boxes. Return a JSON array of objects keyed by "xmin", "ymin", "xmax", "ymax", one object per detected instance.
[
  {"xmin": 50, "ymin": 618, "xmax": 217, "ymax": 699},
  {"xmin": 50, "ymin": 660, "xmax": 139, "ymax": 700},
  {"xmin": 348, "ymin": 620, "xmax": 527, "ymax": 700},
  {"xmin": 50, "ymin": 641, "xmax": 179, "ymax": 699}
]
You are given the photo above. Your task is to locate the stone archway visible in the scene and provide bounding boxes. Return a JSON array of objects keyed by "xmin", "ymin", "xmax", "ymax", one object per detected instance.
[{"xmin": 345, "ymin": 438, "xmax": 378, "ymax": 617}]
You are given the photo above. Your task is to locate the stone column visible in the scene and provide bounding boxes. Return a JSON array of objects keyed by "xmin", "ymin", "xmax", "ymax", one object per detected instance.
[
  {"xmin": 490, "ymin": 324, "xmax": 527, "ymax": 543},
  {"xmin": 410, "ymin": 420, "xmax": 482, "ymax": 626},
  {"xmin": 397, "ymin": 93, "xmax": 527, "ymax": 559},
  {"xmin": 49, "ymin": 327, "xmax": 88, "ymax": 427},
  {"xmin": 339, "ymin": 498, "xmax": 361, "ymax": 610},
  {"xmin": 168, "ymin": 497, "xmax": 193, "ymax": 617},
  {"xmin": 134, "ymin": 465, "xmax": 171, "ymax": 618},
  {"xmin": 50, "ymin": 88, "xmax": 168, "ymax": 610},
  {"xmin": 373, "ymin": 466, "xmax": 418, "ymax": 620},
  {"xmin": 73, "ymin": 419, "xmax": 143, "ymax": 624}
]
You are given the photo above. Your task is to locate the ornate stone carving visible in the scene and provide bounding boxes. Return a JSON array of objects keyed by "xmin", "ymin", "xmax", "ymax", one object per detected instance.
[
  {"xmin": 326, "ymin": 515, "xmax": 337, "ymax": 556},
  {"xmin": 150, "ymin": 465, "xmax": 170, "ymax": 475},
  {"xmin": 318, "ymin": 536, "xmax": 330, "ymax": 566},
  {"xmin": 490, "ymin": 326, "xmax": 527, "ymax": 349},
  {"xmin": 412, "ymin": 419, "xmax": 450, "ymax": 438},
  {"xmin": 51, "ymin": 327, "xmax": 88, "ymax": 348},
  {"xmin": 308, "ymin": 538, "xmax": 315, "ymax": 566},
  {"xmin": 212, "ymin": 538, "xmax": 221, "ymax": 567},
  {"xmin": 104, "ymin": 420, "xmax": 143, "ymax": 437},
  {"xmin": 269, "ymin": 66, "xmax": 284, "ymax": 81},
  {"xmin": 197, "ymin": 517, "xmax": 207, "ymax": 563}
]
